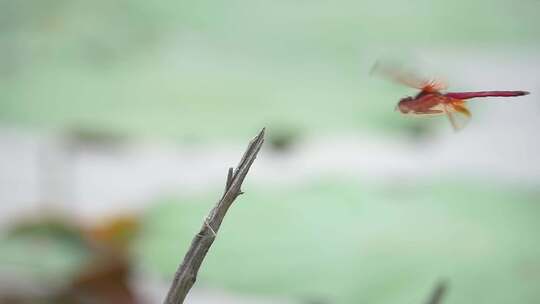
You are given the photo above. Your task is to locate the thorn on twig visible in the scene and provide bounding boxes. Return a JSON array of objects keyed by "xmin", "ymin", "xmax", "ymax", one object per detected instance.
[{"xmin": 224, "ymin": 167, "xmax": 234, "ymax": 193}]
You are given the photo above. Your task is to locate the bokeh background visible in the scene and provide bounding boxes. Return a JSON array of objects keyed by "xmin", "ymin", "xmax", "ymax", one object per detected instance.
[{"xmin": 1, "ymin": 1, "xmax": 539, "ymax": 303}]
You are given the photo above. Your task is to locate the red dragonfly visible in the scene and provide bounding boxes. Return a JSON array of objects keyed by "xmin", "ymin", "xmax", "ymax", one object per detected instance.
[{"xmin": 371, "ymin": 62, "xmax": 530, "ymax": 130}]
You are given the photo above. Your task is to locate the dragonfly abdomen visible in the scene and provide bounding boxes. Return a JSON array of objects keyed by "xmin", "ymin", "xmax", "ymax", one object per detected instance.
[{"xmin": 444, "ymin": 91, "xmax": 529, "ymax": 100}]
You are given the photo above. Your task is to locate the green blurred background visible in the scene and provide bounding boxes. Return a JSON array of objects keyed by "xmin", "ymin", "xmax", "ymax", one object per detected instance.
[{"xmin": 0, "ymin": 0, "xmax": 539, "ymax": 303}]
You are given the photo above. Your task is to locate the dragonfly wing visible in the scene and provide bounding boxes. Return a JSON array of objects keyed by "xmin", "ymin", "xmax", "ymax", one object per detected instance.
[
  {"xmin": 425, "ymin": 79, "xmax": 448, "ymax": 92},
  {"xmin": 444, "ymin": 101, "xmax": 471, "ymax": 131},
  {"xmin": 453, "ymin": 102, "xmax": 472, "ymax": 118},
  {"xmin": 371, "ymin": 61, "xmax": 447, "ymax": 91},
  {"xmin": 445, "ymin": 108, "xmax": 459, "ymax": 131},
  {"xmin": 371, "ymin": 61, "xmax": 427, "ymax": 89}
]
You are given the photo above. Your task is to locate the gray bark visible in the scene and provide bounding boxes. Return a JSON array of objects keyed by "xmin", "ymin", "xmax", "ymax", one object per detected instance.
[{"xmin": 163, "ymin": 128, "xmax": 265, "ymax": 304}]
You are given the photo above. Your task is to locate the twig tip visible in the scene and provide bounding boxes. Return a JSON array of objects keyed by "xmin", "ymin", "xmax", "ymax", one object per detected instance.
[{"xmin": 258, "ymin": 127, "xmax": 266, "ymax": 138}]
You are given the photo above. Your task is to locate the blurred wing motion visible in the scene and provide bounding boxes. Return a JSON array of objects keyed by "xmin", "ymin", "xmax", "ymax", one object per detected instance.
[
  {"xmin": 370, "ymin": 61, "xmax": 447, "ymax": 92},
  {"xmin": 444, "ymin": 99, "xmax": 471, "ymax": 131}
]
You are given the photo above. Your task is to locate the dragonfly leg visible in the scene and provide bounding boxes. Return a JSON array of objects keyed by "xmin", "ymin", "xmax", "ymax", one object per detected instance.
[{"xmin": 414, "ymin": 109, "xmax": 443, "ymax": 115}]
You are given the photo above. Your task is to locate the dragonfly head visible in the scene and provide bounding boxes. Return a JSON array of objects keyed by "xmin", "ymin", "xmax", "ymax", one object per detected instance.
[{"xmin": 396, "ymin": 97, "xmax": 414, "ymax": 113}]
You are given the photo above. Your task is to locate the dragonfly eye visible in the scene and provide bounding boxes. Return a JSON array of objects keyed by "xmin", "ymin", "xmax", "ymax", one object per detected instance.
[{"xmin": 397, "ymin": 98, "xmax": 412, "ymax": 113}]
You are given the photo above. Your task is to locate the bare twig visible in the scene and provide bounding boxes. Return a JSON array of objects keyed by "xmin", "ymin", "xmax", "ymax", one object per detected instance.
[
  {"xmin": 424, "ymin": 280, "xmax": 448, "ymax": 304},
  {"xmin": 163, "ymin": 128, "xmax": 265, "ymax": 304}
]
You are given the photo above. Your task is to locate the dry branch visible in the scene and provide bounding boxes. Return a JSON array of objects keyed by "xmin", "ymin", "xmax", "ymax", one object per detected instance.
[
  {"xmin": 163, "ymin": 128, "xmax": 265, "ymax": 304},
  {"xmin": 424, "ymin": 280, "xmax": 448, "ymax": 304}
]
